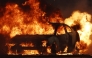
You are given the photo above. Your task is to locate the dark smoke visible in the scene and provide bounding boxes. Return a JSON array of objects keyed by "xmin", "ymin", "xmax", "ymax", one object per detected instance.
[
  {"xmin": 0, "ymin": 0, "xmax": 30, "ymax": 17},
  {"xmin": 71, "ymin": 24, "xmax": 81, "ymax": 31},
  {"xmin": 0, "ymin": 0, "xmax": 26, "ymax": 7},
  {"xmin": 0, "ymin": 0, "xmax": 92, "ymax": 18},
  {"xmin": 44, "ymin": 0, "xmax": 92, "ymax": 18},
  {"xmin": 74, "ymin": 0, "xmax": 88, "ymax": 11},
  {"xmin": 39, "ymin": 0, "xmax": 63, "ymax": 18}
]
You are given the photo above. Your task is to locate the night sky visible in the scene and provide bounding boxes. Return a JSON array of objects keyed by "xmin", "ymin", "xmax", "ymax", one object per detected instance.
[
  {"xmin": 0, "ymin": 0, "xmax": 92, "ymax": 18},
  {"xmin": 45, "ymin": 0, "xmax": 92, "ymax": 18}
]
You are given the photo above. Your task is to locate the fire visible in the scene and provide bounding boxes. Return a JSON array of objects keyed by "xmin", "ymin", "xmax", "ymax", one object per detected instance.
[
  {"xmin": 0, "ymin": 0, "xmax": 92, "ymax": 55},
  {"xmin": 20, "ymin": 42, "xmax": 34, "ymax": 47},
  {"xmin": 6, "ymin": 43, "xmax": 16, "ymax": 55},
  {"xmin": 22, "ymin": 50, "xmax": 39, "ymax": 55},
  {"xmin": 0, "ymin": 0, "xmax": 57, "ymax": 38},
  {"xmin": 63, "ymin": 46, "xmax": 68, "ymax": 53},
  {"xmin": 76, "ymin": 41, "xmax": 87, "ymax": 53},
  {"xmin": 47, "ymin": 46, "xmax": 51, "ymax": 54},
  {"xmin": 1, "ymin": 0, "xmax": 63, "ymax": 55},
  {"xmin": 0, "ymin": 0, "xmax": 65, "ymax": 39},
  {"xmin": 42, "ymin": 40, "xmax": 47, "ymax": 47},
  {"xmin": 65, "ymin": 10, "xmax": 92, "ymax": 54}
]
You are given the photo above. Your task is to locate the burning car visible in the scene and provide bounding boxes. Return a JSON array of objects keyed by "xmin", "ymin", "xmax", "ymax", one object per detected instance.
[
  {"xmin": 8, "ymin": 23, "xmax": 80, "ymax": 55},
  {"xmin": 0, "ymin": 0, "xmax": 92, "ymax": 56}
]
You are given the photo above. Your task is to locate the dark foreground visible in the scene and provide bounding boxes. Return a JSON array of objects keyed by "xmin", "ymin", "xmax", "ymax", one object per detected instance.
[{"xmin": 0, "ymin": 55, "xmax": 91, "ymax": 58}]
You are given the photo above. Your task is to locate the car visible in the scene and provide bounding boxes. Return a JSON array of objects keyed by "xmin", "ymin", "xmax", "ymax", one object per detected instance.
[{"xmin": 9, "ymin": 23, "xmax": 79, "ymax": 55}]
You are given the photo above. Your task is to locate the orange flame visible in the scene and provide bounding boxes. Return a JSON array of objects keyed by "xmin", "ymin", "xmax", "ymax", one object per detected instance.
[
  {"xmin": 22, "ymin": 50, "xmax": 39, "ymax": 55},
  {"xmin": 65, "ymin": 10, "xmax": 92, "ymax": 54},
  {"xmin": 0, "ymin": 0, "xmax": 92, "ymax": 55},
  {"xmin": 1, "ymin": 0, "xmax": 63, "ymax": 55},
  {"xmin": 0, "ymin": 0, "xmax": 60, "ymax": 38},
  {"xmin": 20, "ymin": 42, "xmax": 34, "ymax": 47}
]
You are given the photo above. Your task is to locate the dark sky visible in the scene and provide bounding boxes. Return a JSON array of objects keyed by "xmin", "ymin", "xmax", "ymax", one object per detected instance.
[
  {"xmin": 0, "ymin": 0, "xmax": 92, "ymax": 18},
  {"xmin": 45, "ymin": 0, "xmax": 92, "ymax": 18}
]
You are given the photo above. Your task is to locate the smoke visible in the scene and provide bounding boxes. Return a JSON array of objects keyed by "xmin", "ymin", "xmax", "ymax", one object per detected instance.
[
  {"xmin": 0, "ymin": 0, "xmax": 91, "ymax": 18},
  {"xmin": 73, "ymin": 0, "xmax": 92, "ymax": 17},
  {"xmin": 74, "ymin": 0, "xmax": 88, "ymax": 12},
  {"xmin": 71, "ymin": 24, "xmax": 81, "ymax": 31},
  {"xmin": 0, "ymin": 0, "xmax": 26, "ymax": 7},
  {"xmin": 52, "ymin": 0, "xmax": 91, "ymax": 18},
  {"xmin": 39, "ymin": 0, "xmax": 60, "ymax": 17},
  {"xmin": 74, "ymin": 0, "xmax": 92, "ymax": 15}
]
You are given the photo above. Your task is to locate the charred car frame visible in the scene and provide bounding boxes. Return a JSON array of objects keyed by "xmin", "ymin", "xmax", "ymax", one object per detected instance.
[{"xmin": 9, "ymin": 23, "xmax": 80, "ymax": 55}]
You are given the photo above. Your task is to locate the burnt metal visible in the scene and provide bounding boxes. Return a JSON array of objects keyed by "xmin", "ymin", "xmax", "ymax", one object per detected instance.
[{"xmin": 49, "ymin": 22, "xmax": 62, "ymax": 35}]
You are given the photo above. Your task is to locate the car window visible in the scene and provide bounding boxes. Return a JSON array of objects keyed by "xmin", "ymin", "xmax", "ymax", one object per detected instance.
[
  {"xmin": 57, "ymin": 26, "xmax": 65, "ymax": 35},
  {"xmin": 65, "ymin": 26, "xmax": 71, "ymax": 32},
  {"xmin": 57, "ymin": 25, "xmax": 71, "ymax": 35}
]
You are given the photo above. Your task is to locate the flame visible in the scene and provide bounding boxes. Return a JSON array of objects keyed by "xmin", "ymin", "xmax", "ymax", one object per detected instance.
[
  {"xmin": 42, "ymin": 40, "xmax": 47, "ymax": 47},
  {"xmin": 63, "ymin": 46, "xmax": 68, "ymax": 53},
  {"xmin": 1, "ymin": 0, "xmax": 63, "ymax": 55},
  {"xmin": 22, "ymin": 50, "xmax": 39, "ymax": 55},
  {"xmin": 47, "ymin": 46, "xmax": 51, "ymax": 54},
  {"xmin": 20, "ymin": 42, "xmax": 34, "ymax": 47},
  {"xmin": 65, "ymin": 10, "xmax": 92, "ymax": 54},
  {"xmin": 0, "ymin": 0, "xmax": 92, "ymax": 55},
  {"xmin": 0, "ymin": 0, "xmax": 60, "ymax": 38},
  {"xmin": 6, "ymin": 43, "xmax": 16, "ymax": 55},
  {"xmin": 76, "ymin": 41, "xmax": 87, "ymax": 54}
]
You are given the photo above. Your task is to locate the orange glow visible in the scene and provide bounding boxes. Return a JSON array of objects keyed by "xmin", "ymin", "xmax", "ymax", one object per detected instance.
[
  {"xmin": 22, "ymin": 50, "xmax": 39, "ymax": 55},
  {"xmin": 42, "ymin": 40, "xmax": 47, "ymax": 47},
  {"xmin": 47, "ymin": 46, "xmax": 51, "ymax": 54},
  {"xmin": 65, "ymin": 11, "xmax": 92, "ymax": 54},
  {"xmin": 0, "ymin": 0, "xmax": 64, "ymax": 38},
  {"xmin": 20, "ymin": 43, "xmax": 34, "ymax": 47},
  {"xmin": 0, "ymin": 0, "xmax": 92, "ymax": 55},
  {"xmin": 2, "ymin": 0, "xmax": 63, "ymax": 55},
  {"xmin": 6, "ymin": 44, "xmax": 16, "ymax": 55},
  {"xmin": 63, "ymin": 46, "xmax": 68, "ymax": 53}
]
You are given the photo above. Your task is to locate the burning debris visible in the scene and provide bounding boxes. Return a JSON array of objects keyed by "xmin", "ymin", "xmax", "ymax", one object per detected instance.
[{"xmin": 0, "ymin": 0, "xmax": 92, "ymax": 56}]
